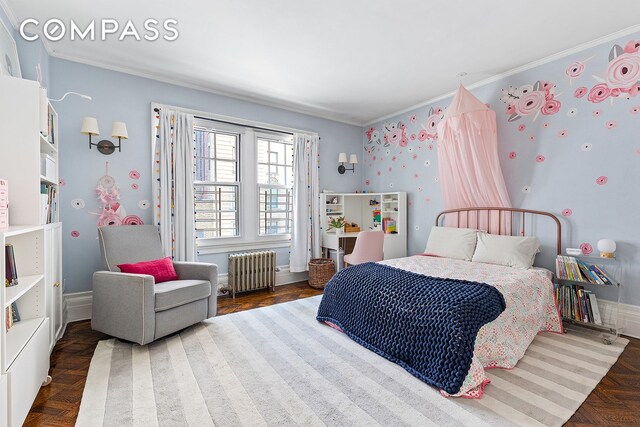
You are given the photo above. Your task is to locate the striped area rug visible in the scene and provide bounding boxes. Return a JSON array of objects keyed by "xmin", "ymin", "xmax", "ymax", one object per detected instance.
[{"xmin": 77, "ymin": 296, "xmax": 627, "ymax": 427}]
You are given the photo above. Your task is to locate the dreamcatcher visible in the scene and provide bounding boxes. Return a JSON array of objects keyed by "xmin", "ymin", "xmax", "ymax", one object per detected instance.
[{"xmin": 94, "ymin": 162, "xmax": 143, "ymax": 226}]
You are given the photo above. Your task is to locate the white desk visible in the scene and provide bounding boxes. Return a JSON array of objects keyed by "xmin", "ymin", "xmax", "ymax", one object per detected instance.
[
  {"xmin": 320, "ymin": 192, "xmax": 407, "ymax": 269},
  {"xmin": 321, "ymin": 232, "xmax": 359, "ymax": 271}
]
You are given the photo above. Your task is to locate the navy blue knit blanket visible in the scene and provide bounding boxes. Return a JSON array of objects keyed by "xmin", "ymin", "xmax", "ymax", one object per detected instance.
[{"xmin": 316, "ymin": 262, "xmax": 506, "ymax": 395}]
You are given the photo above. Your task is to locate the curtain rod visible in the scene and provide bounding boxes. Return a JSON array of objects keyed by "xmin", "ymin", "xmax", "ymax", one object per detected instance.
[{"xmin": 154, "ymin": 107, "xmax": 304, "ymax": 137}]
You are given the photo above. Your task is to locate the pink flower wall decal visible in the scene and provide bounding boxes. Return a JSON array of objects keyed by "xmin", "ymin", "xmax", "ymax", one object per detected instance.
[
  {"xmin": 71, "ymin": 230, "xmax": 80, "ymax": 238},
  {"xmin": 129, "ymin": 170, "xmax": 141, "ymax": 180},
  {"xmin": 566, "ymin": 61, "xmax": 585, "ymax": 78},
  {"xmin": 606, "ymin": 121, "xmax": 617, "ymax": 129},
  {"xmin": 596, "ymin": 176, "xmax": 608, "ymax": 185},
  {"xmin": 131, "ymin": 183, "xmax": 139, "ymax": 190},
  {"xmin": 592, "ymin": 110, "xmax": 602, "ymax": 117},
  {"xmin": 588, "ymin": 84, "xmax": 610, "ymax": 103},
  {"xmin": 558, "ymin": 130, "xmax": 568, "ymax": 138},
  {"xmin": 631, "ymin": 106, "xmax": 640, "ymax": 114},
  {"xmin": 574, "ymin": 87, "xmax": 588, "ymax": 98},
  {"xmin": 508, "ymin": 151, "xmax": 517, "ymax": 159},
  {"xmin": 535, "ymin": 155, "xmax": 545, "ymax": 163},
  {"xmin": 561, "ymin": 209, "xmax": 572, "ymax": 216},
  {"xmin": 517, "ymin": 124, "xmax": 526, "ymax": 132}
]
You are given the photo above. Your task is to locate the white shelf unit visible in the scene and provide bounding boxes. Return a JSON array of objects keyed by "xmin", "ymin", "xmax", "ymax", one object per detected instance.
[
  {"xmin": 0, "ymin": 76, "xmax": 61, "ymax": 427},
  {"xmin": 1, "ymin": 227, "xmax": 50, "ymax": 427},
  {"xmin": 320, "ymin": 192, "xmax": 407, "ymax": 260}
]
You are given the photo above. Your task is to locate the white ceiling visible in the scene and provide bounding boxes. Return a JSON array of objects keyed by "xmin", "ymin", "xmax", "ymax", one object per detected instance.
[{"xmin": 5, "ymin": 0, "xmax": 640, "ymax": 125}]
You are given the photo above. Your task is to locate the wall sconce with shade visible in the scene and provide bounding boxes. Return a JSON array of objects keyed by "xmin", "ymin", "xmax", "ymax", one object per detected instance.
[
  {"xmin": 338, "ymin": 152, "xmax": 358, "ymax": 174},
  {"xmin": 597, "ymin": 239, "xmax": 616, "ymax": 258},
  {"xmin": 81, "ymin": 117, "xmax": 128, "ymax": 155}
]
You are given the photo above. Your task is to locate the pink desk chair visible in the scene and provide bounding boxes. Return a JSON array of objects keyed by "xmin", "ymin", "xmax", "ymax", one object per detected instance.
[{"xmin": 343, "ymin": 231, "xmax": 384, "ymax": 266}]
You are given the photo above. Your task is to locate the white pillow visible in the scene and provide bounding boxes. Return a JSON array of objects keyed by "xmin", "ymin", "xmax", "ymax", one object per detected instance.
[
  {"xmin": 472, "ymin": 233, "xmax": 540, "ymax": 269},
  {"xmin": 424, "ymin": 226, "xmax": 478, "ymax": 261}
]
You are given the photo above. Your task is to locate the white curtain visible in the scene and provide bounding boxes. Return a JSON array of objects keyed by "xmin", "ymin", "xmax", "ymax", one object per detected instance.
[
  {"xmin": 290, "ymin": 133, "xmax": 321, "ymax": 272},
  {"xmin": 154, "ymin": 109, "xmax": 196, "ymax": 261}
]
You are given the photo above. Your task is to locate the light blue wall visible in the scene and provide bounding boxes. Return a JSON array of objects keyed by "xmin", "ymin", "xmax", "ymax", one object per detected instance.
[
  {"xmin": 362, "ymin": 31, "xmax": 640, "ymax": 306},
  {"xmin": 50, "ymin": 58, "xmax": 362, "ymax": 294}
]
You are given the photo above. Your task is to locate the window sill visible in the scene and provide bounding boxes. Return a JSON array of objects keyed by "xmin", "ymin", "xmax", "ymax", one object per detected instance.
[{"xmin": 197, "ymin": 240, "xmax": 291, "ymax": 255}]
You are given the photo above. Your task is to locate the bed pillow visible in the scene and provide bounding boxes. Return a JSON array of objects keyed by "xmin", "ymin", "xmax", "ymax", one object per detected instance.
[
  {"xmin": 472, "ymin": 233, "xmax": 540, "ymax": 269},
  {"xmin": 117, "ymin": 257, "xmax": 178, "ymax": 283},
  {"xmin": 424, "ymin": 226, "xmax": 478, "ymax": 261}
]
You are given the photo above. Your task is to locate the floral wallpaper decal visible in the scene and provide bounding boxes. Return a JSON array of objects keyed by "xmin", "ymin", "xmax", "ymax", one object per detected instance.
[
  {"xmin": 574, "ymin": 87, "xmax": 588, "ymax": 98},
  {"xmin": 565, "ymin": 56, "xmax": 592, "ymax": 85},
  {"xmin": 138, "ymin": 200, "xmax": 150, "ymax": 209},
  {"xmin": 419, "ymin": 107, "xmax": 445, "ymax": 141},
  {"xmin": 588, "ymin": 39, "xmax": 640, "ymax": 103},
  {"xmin": 129, "ymin": 170, "xmax": 141, "ymax": 180},
  {"xmin": 70, "ymin": 230, "xmax": 80, "ymax": 238},
  {"xmin": 383, "ymin": 121, "xmax": 408, "ymax": 147},
  {"xmin": 596, "ymin": 175, "xmax": 608, "ymax": 185},
  {"xmin": 365, "ymin": 127, "xmax": 382, "ymax": 145},
  {"xmin": 561, "ymin": 209, "xmax": 572, "ymax": 216},
  {"xmin": 502, "ymin": 80, "xmax": 562, "ymax": 122},
  {"xmin": 71, "ymin": 198, "xmax": 85, "ymax": 209}
]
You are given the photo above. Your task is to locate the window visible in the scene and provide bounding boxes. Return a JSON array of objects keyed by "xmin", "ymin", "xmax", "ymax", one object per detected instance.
[
  {"xmin": 192, "ymin": 117, "xmax": 297, "ymax": 252},
  {"xmin": 257, "ymin": 135, "xmax": 293, "ymax": 236},
  {"xmin": 194, "ymin": 126, "xmax": 240, "ymax": 239}
]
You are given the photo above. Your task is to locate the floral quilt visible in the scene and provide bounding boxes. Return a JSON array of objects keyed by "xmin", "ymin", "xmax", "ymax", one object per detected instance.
[{"xmin": 380, "ymin": 255, "xmax": 563, "ymax": 398}]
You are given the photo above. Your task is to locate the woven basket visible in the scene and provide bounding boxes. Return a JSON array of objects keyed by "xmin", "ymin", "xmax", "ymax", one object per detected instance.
[{"xmin": 308, "ymin": 258, "xmax": 335, "ymax": 289}]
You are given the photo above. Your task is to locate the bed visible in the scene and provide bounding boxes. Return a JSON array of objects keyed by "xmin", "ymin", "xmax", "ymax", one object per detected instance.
[{"xmin": 316, "ymin": 207, "xmax": 563, "ymax": 398}]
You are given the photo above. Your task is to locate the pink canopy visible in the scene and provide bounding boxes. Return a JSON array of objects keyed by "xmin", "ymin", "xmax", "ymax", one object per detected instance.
[{"xmin": 436, "ymin": 85, "xmax": 512, "ymax": 233}]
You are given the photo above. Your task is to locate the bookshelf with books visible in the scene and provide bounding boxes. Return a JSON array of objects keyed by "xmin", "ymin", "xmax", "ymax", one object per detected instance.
[
  {"xmin": 555, "ymin": 254, "xmax": 622, "ymax": 344},
  {"xmin": 0, "ymin": 77, "xmax": 61, "ymax": 426}
]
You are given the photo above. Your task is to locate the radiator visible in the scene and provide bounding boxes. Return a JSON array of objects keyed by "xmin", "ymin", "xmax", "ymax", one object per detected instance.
[{"xmin": 228, "ymin": 251, "xmax": 276, "ymax": 298}]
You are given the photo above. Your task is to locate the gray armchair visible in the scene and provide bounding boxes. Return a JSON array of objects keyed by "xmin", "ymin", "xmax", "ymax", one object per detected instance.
[{"xmin": 92, "ymin": 225, "xmax": 217, "ymax": 345}]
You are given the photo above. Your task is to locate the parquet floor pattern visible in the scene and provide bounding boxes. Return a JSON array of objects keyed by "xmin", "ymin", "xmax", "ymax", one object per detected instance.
[{"xmin": 22, "ymin": 281, "xmax": 639, "ymax": 426}]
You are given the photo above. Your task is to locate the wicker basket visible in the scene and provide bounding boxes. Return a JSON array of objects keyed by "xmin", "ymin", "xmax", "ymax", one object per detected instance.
[{"xmin": 308, "ymin": 258, "xmax": 335, "ymax": 289}]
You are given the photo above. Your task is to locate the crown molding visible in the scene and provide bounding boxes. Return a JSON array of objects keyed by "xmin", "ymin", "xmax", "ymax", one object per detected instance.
[
  {"xmin": 49, "ymin": 51, "xmax": 363, "ymax": 127},
  {"xmin": 364, "ymin": 24, "xmax": 640, "ymax": 126}
]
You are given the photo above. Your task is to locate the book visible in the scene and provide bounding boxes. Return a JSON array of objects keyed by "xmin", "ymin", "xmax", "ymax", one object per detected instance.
[
  {"xmin": 11, "ymin": 302, "xmax": 20, "ymax": 323},
  {"xmin": 5, "ymin": 243, "xmax": 18, "ymax": 287},
  {"xmin": 586, "ymin": 291, "xmax": 602, "ymax": 325}
]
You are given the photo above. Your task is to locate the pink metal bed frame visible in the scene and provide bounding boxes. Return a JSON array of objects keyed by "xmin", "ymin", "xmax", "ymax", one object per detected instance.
[{"xmin": 435, "ymin": 207, "xmax": 562, "ymax": 256}]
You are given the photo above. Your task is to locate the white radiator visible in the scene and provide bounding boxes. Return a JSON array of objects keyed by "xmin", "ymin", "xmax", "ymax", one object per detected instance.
[{"xmin": 228, "ymin": 251, "xmax": 276, "ymax": 298}]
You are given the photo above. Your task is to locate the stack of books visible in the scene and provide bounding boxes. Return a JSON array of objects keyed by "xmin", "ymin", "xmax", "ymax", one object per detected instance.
[
  {"xmin": 555, "ymin": 255, "xmax": 615, "ymax": 285},
  {"xmin": 40, "ymin": 183, "xmax": 57, "ymax": 224},
  {"xmin": 382, "ymin": 218, "xmax": 396, "ymax": 233},
  {"xmin": 5, "ymin": 243, "xmax": 18, "ymax": 287},
  {"xmin": 555, "ymin": 284, "xmax": 602, "ymax": 325}
]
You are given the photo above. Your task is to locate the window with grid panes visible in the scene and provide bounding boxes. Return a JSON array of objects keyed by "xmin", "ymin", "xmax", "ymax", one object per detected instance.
[
  {"xmin": 257, "ymin": 134, "xmax": 293, "ymax": 236},
  {"xmin": 194, "ymin": 126, "xmax": 240, "ymax": 239}
]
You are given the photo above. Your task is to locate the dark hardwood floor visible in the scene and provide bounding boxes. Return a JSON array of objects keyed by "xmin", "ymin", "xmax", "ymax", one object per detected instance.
[{"xmin": 24, "ymin": 281, "xmax": 640, "ymax": 426}]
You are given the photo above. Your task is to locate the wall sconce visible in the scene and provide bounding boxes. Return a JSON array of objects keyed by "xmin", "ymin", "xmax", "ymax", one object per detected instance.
[
  {"xmin": 338, "ymin": 153, "xmax": 358, "ymax": 174},
  {"xmin": 80, "ymin": 117, "xmax": 128, "ymax": 155}
]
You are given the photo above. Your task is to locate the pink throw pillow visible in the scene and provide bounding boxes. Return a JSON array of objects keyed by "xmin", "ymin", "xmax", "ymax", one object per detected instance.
[{"xmin": 117, "ymin": 257, "xmax": 178, "ymax": 283}]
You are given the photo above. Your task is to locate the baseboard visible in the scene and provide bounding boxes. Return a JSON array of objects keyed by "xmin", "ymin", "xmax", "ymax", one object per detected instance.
[
  {"xmin": 215, "ymin": 266, "xmax": 308, "ymax": 292},
  {"xmin": 65, "ymin": 291, "xmax": 93, "ymax": 323},
  {"xmin": 64, "ymin": 266, "xmax": 308, "ymax": 324}
]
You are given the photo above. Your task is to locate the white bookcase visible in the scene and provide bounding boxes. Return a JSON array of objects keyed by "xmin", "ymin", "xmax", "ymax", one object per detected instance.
[
  {"xmin": 320, "ymin": 192, "xmax": 407, "ymax": 261},
  {"xmin": 0, "ymin": 76, "xmax": 62, "ymax": 427}
]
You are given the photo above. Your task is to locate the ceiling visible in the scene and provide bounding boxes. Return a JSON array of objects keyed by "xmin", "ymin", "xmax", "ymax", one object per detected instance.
[{"xmin": 5, "ymin": 0, "xmax": 640, "ymax": 125}]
